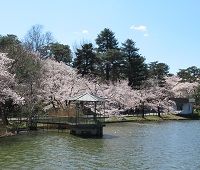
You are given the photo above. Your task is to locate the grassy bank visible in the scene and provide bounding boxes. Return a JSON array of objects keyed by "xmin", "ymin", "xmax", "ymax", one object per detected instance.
[{"xmin": 105, "ymin": 114, "xmax": 193, "ymax": 123}]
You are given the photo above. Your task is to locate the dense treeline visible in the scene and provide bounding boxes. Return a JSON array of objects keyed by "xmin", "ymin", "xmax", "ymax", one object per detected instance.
[
  {"xmin": 0, "ymin": 26, "xmax": 172, "ymax": 89},
  {"xmin": 73, "ymin": 28, "xmax": 169, "ymax": 88},
  {"xmin": 0, "ymin": 24, "xmax": 200, "ymax": 126},
  {"xmin": 1, "ymin": 25, "xmax": 200, "ymax": 87}
]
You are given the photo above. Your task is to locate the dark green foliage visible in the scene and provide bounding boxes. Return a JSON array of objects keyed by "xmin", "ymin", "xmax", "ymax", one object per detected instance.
[
  {"xmin": 128, "ymin": 56, "xmax": 148, "ymax": 89},
  {"xmin": 0, "ymin": 98, "xmax": 18, "ymax": 125},
  {"xmin": 148, "ymin": 61, "xmax": 170, "ymax": 87},
  {"xmin": 193, "ymin": 85, "xmax": 200, "ymax": 111},
  {"xmin": 98, "ymin": 49, "xmax": 125, "ymax": 81},
  {"xmin": 177, "ymin": 66, "xmax": 200, "ymax": 83},
  {"xmin": 0, "ymin": 100, "xmax": 11, "ymax": 125},
  {"xmin": 95, "ymin": 28, "xmax": 118, "ymax": 53},
  {"xmin": 49, "ymin": 42, "xmax": 72, "ymax": 65},
  {"xmin": 0, "ymin": 34, "xmax": 41, "ymax": 87},
  {"xmin": 0, "ymin": 34, "xmax": 21, "ymax": 51},
  {"xmin": 95, "ymin": 28, "xmax": 121, "ymax": 81},
  {"xmin": 73, "ymin": 43, "xmax": 97, "ymax": 76},
  {"xmin": 1, "ymin": 38, "xmax": 42, "ymax": 118},
  {"xmin": 121, "ymin": 39, "xmax": 148, "ymax": 89},
  {"xmin": 17, "ymin": 52, "xmax": 40, "ymax": 86},
  {"xmin": 0, "ymin": 34, "xmax": 42, "ymax": 125},
  {"xmin": 4, "ymin": 44, "xmax": 41, "ymax": 86}
]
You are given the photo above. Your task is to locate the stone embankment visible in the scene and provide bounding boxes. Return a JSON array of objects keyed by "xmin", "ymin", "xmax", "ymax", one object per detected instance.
[{"xmin": 0, "ymin": 126, "xmax": 14, "ymax": 137}]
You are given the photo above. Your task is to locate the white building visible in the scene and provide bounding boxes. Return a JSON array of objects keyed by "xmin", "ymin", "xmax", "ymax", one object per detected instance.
[{"xmin": 170, "ymin": 98, "xmax": 195, "ymax": 114}]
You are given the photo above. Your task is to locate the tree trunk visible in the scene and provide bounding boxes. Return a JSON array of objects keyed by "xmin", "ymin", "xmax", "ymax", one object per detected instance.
[
  {"xmin": 142, "ymin": 102, "xmax": 145, "ymax": 118},
  {"xmin": 2, "ymin": 110, "xmax": 9, "ymax": 126},
  {"xmin": 158, "ymin": 106, "xmax": 161, "ymax": 117}
]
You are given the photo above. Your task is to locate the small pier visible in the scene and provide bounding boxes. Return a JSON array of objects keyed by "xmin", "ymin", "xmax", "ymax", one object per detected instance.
[
  {"xmin": 29, "ymin": 93, "xmax": 106, "ymax": 137},
  {"xmin": 30, "ymin": 115, "xmax": 105, "ymax": 136}
]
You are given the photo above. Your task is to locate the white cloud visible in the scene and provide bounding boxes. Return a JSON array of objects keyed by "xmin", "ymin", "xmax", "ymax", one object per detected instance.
[
  {"xmin": 130, "ymin": 25, "xmax": 147, "ymax": 32},
  {"xmin": 144, "ymin": 33, "xmax": 148, "ymax": 37},
  {"xmin": 73, "ymin": 30, "xmax": 89, "ymax": 35},
  {"xmin": 82, "ymin": 29, "xmax": 89, "ymax": 34}
]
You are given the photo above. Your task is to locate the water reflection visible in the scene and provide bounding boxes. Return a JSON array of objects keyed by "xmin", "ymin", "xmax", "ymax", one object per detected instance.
[{"xmin": 0, "ymin": 121, "xmax": 200, "ymax": 169}]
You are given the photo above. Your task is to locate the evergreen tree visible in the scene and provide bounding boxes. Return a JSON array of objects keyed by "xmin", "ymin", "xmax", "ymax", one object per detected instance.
[
  {"xmin": 95, "ymin": 28, "xmax": 120, "ymax": 81},
  {"xmin": 73, "ymin": 43, "xmax": 97, "ymax": 77},
  {"xmin": 177, "ymin": 66, "xmax": 200, "ymax": 83},
  {"xmin": 100, "ymin": 49, "xmax": 125, "ymax": 81},
  {"xmin": 49, "ymin": 42, "xmax": 72, "ymax": 65},
  {"xmin": 121, "ymin": 39, "xmax": 148, "ymax": 89},
  {"xmin": 0, "ymin": 34, "xmax": 21, "ymax": 51},
  {"xmin": 148, "ymin": 61, "xmax": 169, "ymax": 87},
  {"xmin": 96, "ymin": 28, "xmax": 118, "ymax": 53}
]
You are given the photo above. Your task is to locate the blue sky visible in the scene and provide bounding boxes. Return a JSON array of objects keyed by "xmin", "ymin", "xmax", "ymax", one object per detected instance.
[{"xmin": 0, "ymin": 0, "xmax": 199, "ymax": 74}]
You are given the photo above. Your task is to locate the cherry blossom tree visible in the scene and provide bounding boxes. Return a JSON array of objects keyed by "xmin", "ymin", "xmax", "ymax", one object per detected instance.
[
  {"xmin": 0, "ymin": 53, "xmax": 23, "ymax": 125},
  {"xmin": 40, "ymin": 59, "xmax": 92, "ymax": 109},
  {"xmin": 0, "ymin": 53, "xmax": 23, "ymax": 103},
  {"xmin": 3, "ymin": 45, "xmax": 44, "ymax": 118},
  {"xmin": 38, "ymin": 58, "xmax": 199, "ymax": 117},
  {"xmin": 172, "ymin": 81, "xmax": 198, "ymax": 98},
  {"xmin": 165, "ymin": 75, "xmax": 198, "ymax": 98}
]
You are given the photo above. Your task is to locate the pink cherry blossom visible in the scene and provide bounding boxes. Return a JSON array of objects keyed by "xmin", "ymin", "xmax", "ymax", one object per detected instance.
[{"xmin": 0, "ymin": 53, "xmax": 23, "ymax": 104}]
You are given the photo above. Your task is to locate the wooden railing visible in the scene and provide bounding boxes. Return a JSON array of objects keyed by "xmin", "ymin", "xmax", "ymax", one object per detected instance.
[{"xmin": 31, "ymin": 115, "xmax": 105, "ymax": 125}]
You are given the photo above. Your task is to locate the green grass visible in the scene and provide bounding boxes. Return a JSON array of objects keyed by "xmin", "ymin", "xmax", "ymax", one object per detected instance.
[
  {"xmin": 160, "ymin": 114, "xmax": 189, "ymax": 120},
  {"xmin": 194, "ymin": 110, "xmax": 200, "ymax": 115},
  {"xmin": 105, "ymin": 114, "xmax": 189, "ymax": 123}
]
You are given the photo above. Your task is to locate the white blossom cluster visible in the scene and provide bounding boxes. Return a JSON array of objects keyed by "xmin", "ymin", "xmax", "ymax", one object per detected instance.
[
  {"xmin": 1, "ymin": 54, "xmax": 198, "ymax": 116},
  {"xmin": 0, "ymin": 53, "xmax": 24, "ymax": 104},
  {"xmin": 40, "ymin": 59, "xmax": 198, "ymax": 116}
]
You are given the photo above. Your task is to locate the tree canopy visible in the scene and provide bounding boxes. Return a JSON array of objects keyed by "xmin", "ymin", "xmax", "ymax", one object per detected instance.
[
  {"xmin": 49, "ymin": 42, "xmax": 72, "ymax": 65},
  {"xmin": 95, "ymin": 28, "xmax": 118, "ymax": 53},
  {"xmin": 177, "ymin": 66, "xmax": 200, "ymax": 83},
  {"xmin": 23, "ymin": 24, "xmax": 54, "ymax": 58},
  {"xmin": 148, "ymin": 61, "xmax": 170, "ymax": 87},
  {"xmin": 121, "ymin": 39, "xmax": 148, "ymax": 89},
  {"xmin": 73, "ymin": 43, "xmax": 97, "ymax": 77},
  {"xmin": 95, "ymin": 28, "xmax": 121, "ymax": 81},
  {"xmin": 1, "ymin": 25, "xmax": 200, "ymax": 126},
  {"xmin": 0, "ymin": 34, "xmax": 21, "ymax": 51}
]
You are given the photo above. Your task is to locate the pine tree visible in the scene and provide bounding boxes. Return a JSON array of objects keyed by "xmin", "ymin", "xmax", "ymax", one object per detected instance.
[
  {"xmin": 95, "ymin": 28, "xmax": 121, "ymax": 81},
  {"xmin": 148, "ymin": 61, "xmax": 169, "ymax": 87},
  {"xmin": 121, "ymin": 39, "xmax": 148, "ymax": 89},
  {"xmin": 73, "ymin": 43, "xmax": 97, "ymax": 77},
  {"xmin": 96, "ymin": 28, "xmax": 118, "ymax": 53},
  {"xmin": 177, "ymin": 66, "xmax": 200, "ymax": 83},
  {"xmin": 49, "ymin": 42, "xmax": 72, "ymax": 65}
]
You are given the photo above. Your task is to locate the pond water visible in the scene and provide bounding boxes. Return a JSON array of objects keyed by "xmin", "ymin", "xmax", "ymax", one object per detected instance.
[{"xmin": 0, "ymin": 121, "xmax": 200, "ymax": 170}]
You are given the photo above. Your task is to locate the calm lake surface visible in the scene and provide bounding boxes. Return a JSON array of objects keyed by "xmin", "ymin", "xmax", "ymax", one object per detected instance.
[{"xmin": 0, "ymin": 121, "xmax": 200, "ymax": 170}]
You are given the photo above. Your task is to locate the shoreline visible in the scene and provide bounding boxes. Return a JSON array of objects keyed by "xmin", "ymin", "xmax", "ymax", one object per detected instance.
[
  {"xmin": 0, "ymin": 132, "xmax": 15, "ymax": 138},
  {"xmin": 105, "ymin": 113, "xmax": 199, "ymax": 123},
  {"xmin": 0, "ymin": 114, "xmax": 199, "ymax": 137}
]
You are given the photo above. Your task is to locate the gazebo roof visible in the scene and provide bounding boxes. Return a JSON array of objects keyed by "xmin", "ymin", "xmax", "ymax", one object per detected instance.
[{"xmin": 67, "ymin": 93, "xmax": 106, "ymax": 102}]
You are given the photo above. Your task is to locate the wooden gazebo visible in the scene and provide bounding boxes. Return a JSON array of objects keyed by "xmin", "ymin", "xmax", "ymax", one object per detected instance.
[{"xmin": 67, "ymin": 93, "xmax": 106, "ymax": 137}]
